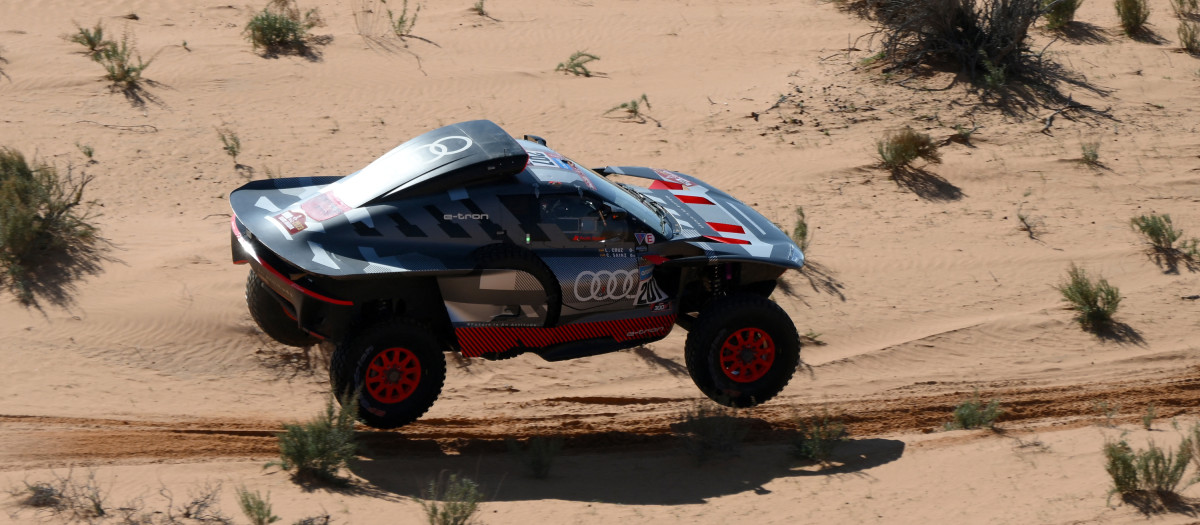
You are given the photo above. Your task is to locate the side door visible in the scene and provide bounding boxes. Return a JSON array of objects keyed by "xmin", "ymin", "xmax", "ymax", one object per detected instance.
[{"xmin": 534, "ymin": 191, "xmax": 664, "ymax": 324}]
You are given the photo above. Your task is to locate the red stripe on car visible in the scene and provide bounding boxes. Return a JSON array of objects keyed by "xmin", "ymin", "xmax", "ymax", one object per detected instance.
[
  {"xmin": 456, "ymin": 315, "xmax": 676, "ymax": 357},
  {"xmin": 650, "ymin": 180, "xmax": 685, "ymax": 190},
  {"xmin": 707, "ymin": 222, "xmax": 745, "ymax": 234},
  {"xmin": 702, "ymin": 235, "xmax": 752, "ymax": 245},
  {"xmin": 674, "ymin": 194, "xmax": 714, "ymax": 205}
]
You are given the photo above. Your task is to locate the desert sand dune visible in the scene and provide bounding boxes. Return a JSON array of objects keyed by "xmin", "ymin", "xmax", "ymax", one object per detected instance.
[{"xmin": 2, "ymin": 0, "xmax": 1200, "ymax": 523}]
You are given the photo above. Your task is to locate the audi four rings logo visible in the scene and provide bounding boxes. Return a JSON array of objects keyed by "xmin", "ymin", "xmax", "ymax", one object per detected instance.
[
  {"xmin": 418, "ymin": 136, "xmax": 473, "ymax": 163},
  {"xmin": 574, "ymin": 269, "xmax": 639, "ymax": 301}
]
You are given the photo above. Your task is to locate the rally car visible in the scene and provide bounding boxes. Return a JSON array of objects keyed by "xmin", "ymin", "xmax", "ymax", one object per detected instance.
[{"xmin": 229, "ymin": 120, "xmax": 805, "ymax": 429}]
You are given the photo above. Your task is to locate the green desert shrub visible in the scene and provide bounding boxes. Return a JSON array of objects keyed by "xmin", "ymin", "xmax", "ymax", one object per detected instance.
[
  {"xmin": 506, "ymin": 436, "xmax": 564, "ymax": 479},
  {"xmin": 675, "ymin": 402, "xmax": 748, "ymax": 464},
  {"xmin": 269, "ymin": 396, "xmax": 357, "ymax": 484},
  {"xmin": 1081, "ymin": 140, "xmax": 1101, "ymax": 166},
  {"xmin": 945, "ymin": 390, "xmax": 1002, "ymax": 430},
  {"xmin": 1056, "ymin": 263, "xmax": 1120, "ymax": 331},
  {"xmin": 0, "ymin": 148, "xmax": 98, "ymax": 304},
  {"xmin": 1171, "ymin": 0, "xmax": 1199, "ymax": 17},
  {"xmin": 1044, "ymin": 0, "xmax": 1085, "ymax": 28},
  {"xmin": 876, "ymin": 126, "xmax": 941, "ymax": 171},
  {"xmin": 871, "ymin": 0, "xmax": 1043, "ymax": 85},
  {"xmin": 97, "ymin": 32, "xmax": 152, "ymax": 88},
  {"xmin": 792, "ymin": 206, "xmax": 810, "ymax": 252},
  {"xmin": 1116, "ymin": 0, "xmax": 1151, "ymax": 35},
  {"xmin": 792, "ymin": 411, "xmax": 848, "ymax": 462},
  {"xmin": 418, "ymin": 472, "xmax": 483, "ymax": 525},
  {"xmin": 1180, "ymin": 21, "xmax": 1200, "ymax": 54},
  {"xmin": 1130, "ymin": 213, "xmax": 1184, "ymax": 252},
  {"xmin": 388, "ymin": 0, "xmax": 420, "ymax": 37},
  {"xmin": 237, "ymin": 487, "xmax": 280, "ymax": 525},
  {"xmin": 245, "ymin": 0, "xmax": 321, "ymax": 54},
  {"xmin": 555, "ymin": 51, "xmax": 600, "ymax": 77},
  {"xmin": 69, "ymin": 21, "xmax": 113, "ymax": 59},
  {"xmin": 218, "ymin": 128, "xmax": 242, "ymax": 165},
  {"xmin": 1104, "ymin": 439, "xmax": 1193, "ymax": 501}
]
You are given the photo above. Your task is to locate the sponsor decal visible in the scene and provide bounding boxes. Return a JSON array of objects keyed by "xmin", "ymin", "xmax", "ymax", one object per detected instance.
[
  {"xmin": 443, "ymin": 212, "xmax": 490, "ymax": 221},
  {"xmin": 634, "ymin": 276, "xmax": 669, "ymax": 306},
  {"xmin": 635, "ymin": 232, "xmax": 656, "ymax": 245},
  {"xmin": 573, "ymin": 269, "xmax": 639, "ymax": 301},
  {"xmin": 651, "ymin": 301, "xmax": 671, "ymax": 312},
  {"xmin": 300, "ymin": 191, "xmax": 351, "ymax": 221},
  {"xmin": 598, "ymin": 247, "xmax": 635, "ymax": 258},
  {"xmin": 272, "ymin": 210, "xmax": 309, "ymax": 234},
  {"xmin": 419, "ymin": 135, "xmax": 473, "ymax": 163},
  {"xmin": 653, "ymin": 169, "xmax": 695, "ymax": 188},
  {"xmin": 638, "ymin": 265, "xmax": 654, "ymax": 280},
  {"xmin": 626, "ymin": 326, "xmax": 665, "ymax": 338}
]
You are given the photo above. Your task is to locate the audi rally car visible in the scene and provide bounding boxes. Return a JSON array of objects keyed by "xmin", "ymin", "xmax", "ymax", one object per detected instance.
[{"xmin": 230, "ymin": 120, "xmax": 805, "ymax": 429}]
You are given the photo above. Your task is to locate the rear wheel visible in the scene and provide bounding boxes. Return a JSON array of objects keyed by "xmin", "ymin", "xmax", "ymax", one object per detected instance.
[
  {"xmin": 330, "ymin": 319, "xmax": 446, "ymax": 429},
  {"xmin": 246, "ymin": 270, "xmax": 318, "ymax": 347},
  {"xmin": 684, "ymin": 294, "xmax": 799, "ymax": 407}
]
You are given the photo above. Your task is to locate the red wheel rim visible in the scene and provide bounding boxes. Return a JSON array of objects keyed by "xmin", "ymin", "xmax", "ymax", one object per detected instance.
[
  {"xmin": 718, "ymin": 327, "xmax": 776, "ymax": 383},
  {"xmin": 365, "ymin": 347, "xmax": 421, "ymax": 404}
]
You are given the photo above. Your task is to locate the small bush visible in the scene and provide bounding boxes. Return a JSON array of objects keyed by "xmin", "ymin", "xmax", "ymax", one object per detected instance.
[
  {"xmin": 10, "ymin": 469, "xmax": 107, "ymax": 520},
  {"xmin": 1180, "ymin": 21, "xmax": 1200, "ymax": 54},
  {"xmin": 246, "ymin": 0, "xmax": 321, "ymax": 54},
  {"xmin": 1056, "ymin": 263, "xmax": 1121, "ymax": 331},
  {"xmin": 1171, "ymin": 0, "xmax": 1198, "ymax": 17},
  {"xmin": 1131, "ymin": 213, "xmax": 1184, "ymax": 252},
  {"xmin": 96, "ymin": 31, "xmax": 152, "ymax": 88},
  {"xmin": 237, "ymin": 487, "xmax": 280, "ymax": 525},
  {"xmin": 418, "ymin": 472, "xmax": 483, "ymax": 525},
  {"xmin": 1104, "ymin": 439, "xmax": 1193, "ymax": 501},
  {"xmin": 506, "ymin": 436, "xmax": 564, "ymax": 479},
  {"xmin": 876, "ymin": 126, "xmax": 941, "ymax": 171},
  {"xmin": 1081, "ymin": 140, "xmax": 1101, "ymax": 166},
  {"xmin": 792, "ymin": 206, "xmax": 810, "ymax": 252},
  {"xmin": 1142, "ymin": 403, "xmax": 1157, "ymax": 430},
  {"xmin": 1044, "ymin": 0, "xmax": 1085, "ymax": 29},
  {"xmin": 872, "ymin": 0, "xmax": 1043, "ymax": 85},
  {"xmin": 605, "ymin": 93, "xmax": 652, "ymax": 122},
  {"xmin": 555, "ymin": 51, "xmax": 600, "ymax": 77},
  {"xmin": 218, "ymin": 128, "xmax": 242, "ymax": 165},
  {"xmin": 470, "ymin": 0, "xmax": 487, "ymax": 17},
  {"xmin": 76, "ymin": 143, "xmax": 94, "ymax": 161},
  {"xmin": 69, "ymin": 21, "xmax": 113, "ymax": 59},
  {"xmin": 0, "ymin": 148, "xmax": 98, "ymax": 304},
  {"xmin": 1116, "ymin": 0, "xmax": 1151, "ymax": 35},
  {"xmin": 1094, "ymin": 400, "xmax": 1121, "ymax": 427},
  {"xmin": 792, "ymin": 411, "xmax": 848, "ymax": 462},
  {"xmin": 676, "ymin": 402, "xmax": 748, "ymax": 464},
  {"xmin": 269, "ymin": 396, "xmax": 357, "ymax": 484},
  {"xmin": 945, "ymin": 390, "xmax": 1002, "ymax": 430},
  {"xmin": 388, "ymin": 0, "xmax": 420, "ymax": 38}
]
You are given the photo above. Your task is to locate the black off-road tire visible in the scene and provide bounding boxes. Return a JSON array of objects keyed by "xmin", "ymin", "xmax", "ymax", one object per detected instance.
[
  {"xmin": 684, "ymin": 294, "xmax": 800, "ymax": 408},
  {"xmin": 474, "ymin": 244, "xmax": 561, "ymax": 327},
  {"xmin": 246, "ymin": 270, "xmax": 319, "ymax": 347},
  {"xmin": 330, "ymin": 319, "xmax": 446, "ymax": 429}
]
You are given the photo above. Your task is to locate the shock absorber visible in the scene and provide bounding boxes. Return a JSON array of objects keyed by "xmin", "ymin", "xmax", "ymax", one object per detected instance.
[{"xmin": 707, "ymin": 264, "xmax": 727, "ymax": 296}]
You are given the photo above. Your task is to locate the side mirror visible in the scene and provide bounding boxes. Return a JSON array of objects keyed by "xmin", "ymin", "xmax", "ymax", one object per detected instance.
[
  {"xmin": 523, "ymin": 134, "xmax": 547, "ymax": 146},
  {"xmin": 601, "ymin": 203, "xmax": 628, "ymax": 221}
]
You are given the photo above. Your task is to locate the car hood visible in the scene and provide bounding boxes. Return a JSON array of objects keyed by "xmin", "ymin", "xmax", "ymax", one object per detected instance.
[{"xmin": 604, "ymin": 166, "xmax": 804, "ymax": 270}]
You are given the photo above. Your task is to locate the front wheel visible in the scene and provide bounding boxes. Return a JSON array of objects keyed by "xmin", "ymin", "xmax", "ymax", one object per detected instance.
[
  {"xmin": 330, "ymin": 319, "xmax": 446, "ymax": 429},
  {"xmin": 684, "ymin": 294, "xmax": 800, "ymax": 407}
]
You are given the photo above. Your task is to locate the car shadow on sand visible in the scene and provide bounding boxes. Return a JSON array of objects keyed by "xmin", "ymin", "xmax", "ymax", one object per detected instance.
[{"xmin": 349, "ymin": 434, "xmax": 905, "ymax": 505}]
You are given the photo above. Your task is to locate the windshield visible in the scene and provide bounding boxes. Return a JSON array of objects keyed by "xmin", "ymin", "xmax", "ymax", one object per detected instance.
[{"xmin": 573, "ymin": 164, "xmax": 677, "ymax": 239}]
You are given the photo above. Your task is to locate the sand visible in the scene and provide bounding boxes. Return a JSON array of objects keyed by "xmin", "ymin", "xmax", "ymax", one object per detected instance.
[{"xmin": 2, "ymin": 0, "xmax": 1200, "ymax": 523}]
